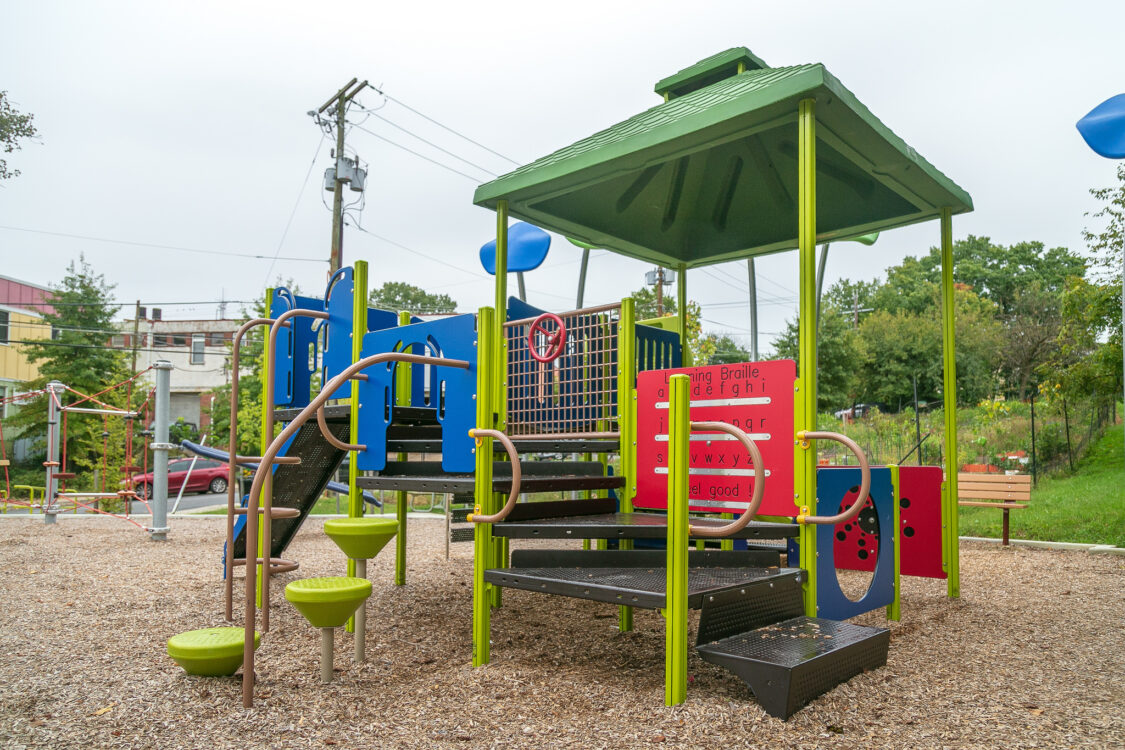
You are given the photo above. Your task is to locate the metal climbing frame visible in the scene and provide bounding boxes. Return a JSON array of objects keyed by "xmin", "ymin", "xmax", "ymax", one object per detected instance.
[{"xmin": 504, "ymin": 302, "xmax": 622, "ymax": 438}]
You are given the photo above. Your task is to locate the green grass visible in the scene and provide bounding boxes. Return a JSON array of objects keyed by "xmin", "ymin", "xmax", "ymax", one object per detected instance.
[{"xmin": 958, "ymin": 422, "xmax": 1124, "ymax": 547}]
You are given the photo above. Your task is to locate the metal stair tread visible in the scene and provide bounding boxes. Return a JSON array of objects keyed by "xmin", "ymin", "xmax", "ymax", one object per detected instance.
[
  {"xmin": 696, "ymin": 616, "xmax": 888, "ymax": 669},
  {"xmin": 494, "ymin": 512, "xmax": 798, "ymax": 540}
]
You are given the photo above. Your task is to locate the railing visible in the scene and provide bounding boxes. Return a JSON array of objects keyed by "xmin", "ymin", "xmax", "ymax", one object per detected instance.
[{"xmin": 505, "ymin": 302, "xmax": 621, "ymax": 437}]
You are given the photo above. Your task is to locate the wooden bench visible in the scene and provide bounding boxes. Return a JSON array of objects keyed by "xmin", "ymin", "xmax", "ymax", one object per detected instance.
[{"xmin": 957, "ymin": 473, "xmax": 1031, "ymax": 545}]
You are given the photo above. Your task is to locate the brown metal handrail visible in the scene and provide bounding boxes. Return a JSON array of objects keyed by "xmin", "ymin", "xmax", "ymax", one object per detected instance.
[
  {"xmin": 240, "ymin": 350, "xmax": 470, "ymax": 707},
  {"xmin": 794, "ymin": 430, "xmax": 871, "ymax": 525},
  {"xmin": 687, "ymin": 421, "xmax": 766, "ymax": 539},
  {"xmin": 316, "ymin": 404, "xmax": 365, "ymax": 452},
  {"xmin": 466, "ymin": 429, "xmax": 522, "ymax": 524}
]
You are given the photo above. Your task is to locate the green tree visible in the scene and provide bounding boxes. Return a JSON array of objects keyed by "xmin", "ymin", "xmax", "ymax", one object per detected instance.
[
  {"xmin": 630, "ymin": 285, "xmax": 708, "ymax": 362},
  {"xmin": 703, "ymin": 333, "xmax": 749, "ymax": 365},
  {"xmin": 773, "ymin": 306, "xmax": 862, "ymax": 411},
  {"xmin": 0, "ymin": 91, "xmax": 37, "ymax": 181},
  {"xmin": 8, "ymin": 257, "xmax": 132, "ymax": 489},
  {"xmin": 1048, "ymin": 164, "xmax": 1124, "ymax": 404},
  {"xmin": 369, "ymin": 282, "xmax": 457, "ymax": 314}
]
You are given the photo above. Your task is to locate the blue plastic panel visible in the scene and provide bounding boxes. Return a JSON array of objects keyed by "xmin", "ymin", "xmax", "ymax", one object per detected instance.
[
  {"xmin": 815, "ymin": 466, "xmax": 894, "ymax": 619},
  {"xmin": 355, "ymin": 314, "xmax": 478, "ymax": 472},
  {"xmin": 635, "ymin": 323, "xmax": 681, "ymax": 375},
  {"xmin": 321, "ymin": 268, "xmax": 399, "ymax": 400},
  {"xmin": 270, "ymin": 289, "xmax": 324, "ymax": 408},
  {"xmin": 480, "ymin": 222, "xmax": 551, "ymax": 274}
]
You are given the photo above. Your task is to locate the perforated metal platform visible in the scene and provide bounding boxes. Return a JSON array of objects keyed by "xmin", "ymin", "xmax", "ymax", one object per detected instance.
[{"xmin": 485, "ymin": 550, "xmax": 797, "ymax": 609}]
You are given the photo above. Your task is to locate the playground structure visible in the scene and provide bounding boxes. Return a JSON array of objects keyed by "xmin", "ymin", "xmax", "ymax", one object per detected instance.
[
  {"xmin": 1, "ymin": 366, "xmax": 175, "ymax": 540},
  {"xmin": 178, "ymin": 46, "xmax": 974, "ymax": 718}
]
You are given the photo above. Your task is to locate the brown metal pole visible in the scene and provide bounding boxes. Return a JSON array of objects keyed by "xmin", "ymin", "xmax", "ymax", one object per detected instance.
[
  {"xmin": 241, "ymin": 350, "xmax": 469, "ymax": 707},
  {"xmin": 225, "ymin": 318, "xmax": 275, "ymax": 621}
]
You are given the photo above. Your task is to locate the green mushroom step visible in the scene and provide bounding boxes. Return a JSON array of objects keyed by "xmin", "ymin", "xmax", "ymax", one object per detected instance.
[
  {"xmin": 285, "ymin": 576, "xmax": 372, "ymax": 628},
  {"xmin": 323, "ymin": 517, "xmax": 398, "ymax": 560},
  {"xmin": 167, "ymin": 627, "xmax": 261, "ymax": 677}
]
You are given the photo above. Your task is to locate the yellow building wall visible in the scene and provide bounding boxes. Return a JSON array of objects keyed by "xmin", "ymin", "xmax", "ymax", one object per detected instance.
[{"xmin": 0, "ymin": 310, "xmax": 48, "ymax": 383}]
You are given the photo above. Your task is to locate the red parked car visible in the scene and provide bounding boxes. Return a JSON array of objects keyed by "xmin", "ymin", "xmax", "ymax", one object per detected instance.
[{"xmin": 130, "ymin": 458, "xmax": 229, "ymax": 498}]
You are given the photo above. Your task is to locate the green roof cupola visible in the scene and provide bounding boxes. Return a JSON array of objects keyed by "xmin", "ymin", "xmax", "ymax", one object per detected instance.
[{"xmin": 654, "ymin": 47, "xmax": 769, "ymax": 100}]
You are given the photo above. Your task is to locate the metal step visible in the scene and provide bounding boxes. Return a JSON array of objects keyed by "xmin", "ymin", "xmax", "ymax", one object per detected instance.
[
  {"xmin": 694, "ymin": 573, "xmax": 889, "ymax": 719},
  {"xmin": 494, "ymin": 510, "xmax": 799, "ymax": 541},
  {"xmin": 274, "ymin": 404, "xmax": 439, "ymax": 426},
  {"xmin": 485, "ymin": 550, "xmax": 796, "ymax": 609},
  {"xmin": 358, "ymin": 460, "xmax": 623, "ymax": 494}
]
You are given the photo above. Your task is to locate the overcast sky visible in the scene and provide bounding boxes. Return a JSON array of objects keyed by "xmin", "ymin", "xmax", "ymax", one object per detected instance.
[{"xmin": 2, "ymin": 1, "xmax": 1122, "ymax": 353}]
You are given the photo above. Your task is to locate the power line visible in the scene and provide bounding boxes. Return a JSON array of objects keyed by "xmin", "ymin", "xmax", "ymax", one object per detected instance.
[
  {"xmin": 367, "ymin": 87, "xmax": 521, "ymax": 166},
  {"xmin": 348, "ymin": 122, "xmax": 488, "ymax": 182},
  {"xmin": 0, "ymin": 299, "xmax": 256, "ymax": 308},
  {"xmin": 351, "ymin": 223, "xmax": 490, "ymax": 278},
  {"xmin": 265, "ymin": 133, "xmax": 328, "ymax": 285},
  {"xmin": 5, "ymin": 338, "xmax": 235, "ymax": 355},
  {"xmin": 354, "ymin": 107, "xmax": 500, "ymax": 177},
  {"xmin": 0, "ymin": 225, "xmax": 326, "ymax": 263}
]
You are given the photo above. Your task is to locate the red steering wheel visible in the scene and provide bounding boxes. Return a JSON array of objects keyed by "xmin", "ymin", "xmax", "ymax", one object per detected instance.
[{"xmin": 528, "ymin": 313, "xmax": 567, "ymax": 363}]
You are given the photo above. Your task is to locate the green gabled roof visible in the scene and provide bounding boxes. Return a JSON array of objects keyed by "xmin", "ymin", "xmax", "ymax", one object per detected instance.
[{"xmin": 474, "ymin": 52, "xmax": 973, "ymax": 270}]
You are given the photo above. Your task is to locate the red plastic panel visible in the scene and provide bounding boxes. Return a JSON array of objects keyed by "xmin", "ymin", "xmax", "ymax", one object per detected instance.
[
  {"xmin": 897, "ymin": 465, "xmax": 946, "ymax": 579},
  {"xmin": 635, "ymin": 360, "xmax": 796, "ymax": 516},
  {"xmin": 832, "ymin": 465, "xmax": 946, "ymax": 579}
]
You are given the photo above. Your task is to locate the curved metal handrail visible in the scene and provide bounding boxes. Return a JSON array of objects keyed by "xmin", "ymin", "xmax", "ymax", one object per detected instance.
[
  {"xmin": 794, "ymin": 430, "xmax": 871, "ymax": 525},
  {"xmin": 240, "ymin": 350, "xmax": 470, "ymax": 708},
  {"xmin": 465, "ymin": 429, "xmax": 522, "ymax": 524},
  {"xmin": 316, "ymin": 404, "xmax": 366, "ymax": 452},
  {"xmin": 686, "ymin": 421, "xmax": 766, "ymax": 539}
]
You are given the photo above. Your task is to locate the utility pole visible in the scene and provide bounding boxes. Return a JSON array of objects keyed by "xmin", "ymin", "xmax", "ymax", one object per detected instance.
[
  {"xmin": 656, "ymin": 267, "xmax": 665, "ymax": 316},
  {"xmin": 316, "ymin": 78, "xmax": 369, "ymax": 274},
  {"xmin": 747, "ymin": 258, "xmax": 758, "ymax": 360}
]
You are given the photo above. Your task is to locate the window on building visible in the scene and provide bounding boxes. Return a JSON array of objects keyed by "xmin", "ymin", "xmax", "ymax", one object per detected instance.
[
  {"xmin": 111, "ymin": 334, "xmax": 125, "ymax": 347},
  {"xmin": 153, "ymin": 334, "xmax": 168, "ymax": 348},
  {"xmin": 0, "ymin": 311, "xmax": 8, "ymax": 344},
  {"xmin": 172, "ymin": 334, "xmax": 187, "ymax": 347},
  {"xmin": 191, "ymin": 334, "xmax": 205, "ymax": 365},
  {"xmin": 208, "ymin": 331, "xmax": 225, "ymax": 347}
]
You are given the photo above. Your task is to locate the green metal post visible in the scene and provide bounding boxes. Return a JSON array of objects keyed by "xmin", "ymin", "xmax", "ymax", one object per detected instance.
[
  {"xmin": 345, "ymin": 262, "xmax": 368, "ymax": 632},
  {"xmin": 617, "ymin": 298, "xmax": 636, "ymax": 632},
  {"xmin": 256, "ymin": 286, "xmax": 273, "ymax": 608},
  {"xmin": 939, "ymin": 208, "xmax": 961, "ymax": 599},
  {"xmin": 796, "ymin": 99, "xmax": 819, "ymax": 616},
  {"xmin": 394, "ymin": 310, "xmax": 411, "ymax": 586},
  {"xmin": 675, "ymin": 264, "xmax": 690, "ymax": 366},
  {"xmin": 887, "ymin": 464, "xmax": 901, "ymax": 621},
  {"xmin": 472, "ymin": 307, "xmax": 495, "ymax": 667},
  {"xmin": 494, "ymin": 201, "xmax": 509, "ymax": 431},
  {"xmin": 665, "ymin": 374, "xmax": 690, "ymax": 706},
  {"xmin": 491, "ymin": 205, "xmax": 509, "ymax": 607}
]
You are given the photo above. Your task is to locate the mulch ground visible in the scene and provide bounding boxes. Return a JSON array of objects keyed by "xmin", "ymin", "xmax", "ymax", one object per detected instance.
[{"xmin": 0, "ymin": 515, "xmax": 1122, "ymax": 749}]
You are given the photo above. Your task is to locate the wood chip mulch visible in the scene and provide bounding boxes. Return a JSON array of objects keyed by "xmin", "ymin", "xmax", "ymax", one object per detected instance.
[{"xmin": 0, "ymin": 516, "xmax": 1122, "ymax": 749}]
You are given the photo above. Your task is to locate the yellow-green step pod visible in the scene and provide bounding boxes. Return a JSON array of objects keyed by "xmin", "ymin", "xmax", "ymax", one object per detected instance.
[
  {"xmin": 285, "ymin": 577, "xmax": 372, "ymax": 683},
  {"xmin": 322, "ymin": 517, "xmax": 397, "ymax": 664},
  {"xmin": 167, "ymin": 627, "xmax": 261, "ymax": 677}
]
